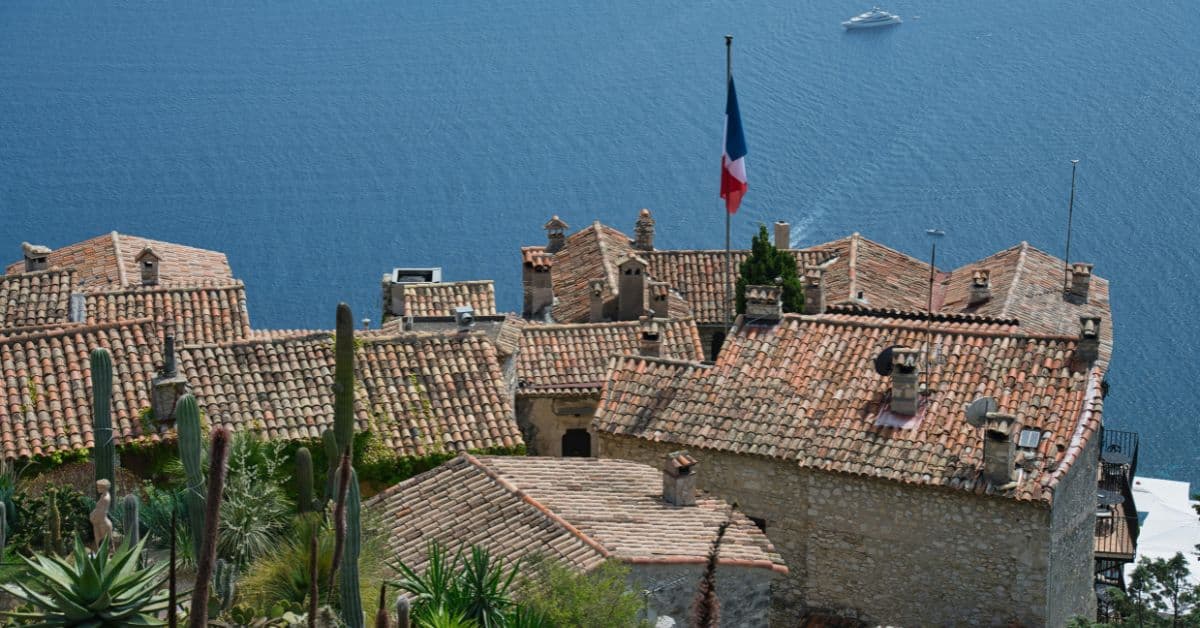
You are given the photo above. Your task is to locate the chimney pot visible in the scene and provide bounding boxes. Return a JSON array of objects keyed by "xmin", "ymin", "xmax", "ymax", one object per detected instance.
[
  {"xmin": 1077, "ymin": 316, "xmax": 1102, "ymax": 364},
  {"xmin": 773, "ymin": 221, "xmax": 791, "ymax": 250},
  {"xmin": 662, "ymin": 451, "xmax": 698, "ymax": 507},
  {"xmin": 803, "ymin": 266, "xmax": 825, "ymax": 314},
  {"xmin": 454, "ymin": 306, "xmax": 475, "ymax": 331},
  {"xmin": 969, "ymin": 269, "xmax": 991, "ymax": 306},
  {"xmin": 544, "ymin": 216, "xmax": 569, "ymax": 254},
  {"xmin": 982, "ymin": 412, "xmax": 1019, "ymax": 486},
  {"xmin": 1068, "ymin": 262, "xmax": 1093, "ymax": 303},
  {"xmin": 588, "ymin": 279, "xmax": 607, "ymax": 322},
  {"xmin": 618, "ymin": 255, "xmax": 647, "ymax": 321},
  {"xmin": 890, "ymin": 347, "xmax": 921, "ymax": 415},
  {"xmin": 634, "ymin": 209, "xmax": 655, "ymax": 251},
  {"xmin": 150, "ymin": 334, "xmax": 187, "ymax": 426},
  {"xmin": 745, "ymin": 284, "xmax": 783, "ymax": 322},
  {"xmin": 522, "ymin": 250, "xmax": 555, "ymax": 320},
  {"xmin": 22, "ymin": 242, "xmax": 51, "ymax": 272},
  {"xmin": 639, "ymin": 316, "xmax": 662, "ymax": 358}
]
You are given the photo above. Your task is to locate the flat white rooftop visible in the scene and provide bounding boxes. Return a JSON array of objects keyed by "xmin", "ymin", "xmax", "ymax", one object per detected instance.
[{"xmin": 1127, "ymin": 476, "xmax": 1200, "ymax": 585}]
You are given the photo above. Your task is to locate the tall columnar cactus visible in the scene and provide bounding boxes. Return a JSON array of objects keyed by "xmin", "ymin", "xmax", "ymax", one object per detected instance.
[
  {"xmin": 308, "ymin": 531, "xmax": 319, "ymax": 628},
  {"xmin": 374, "ymin": 584, "xmax": 390, "ymax": 628},
  {"xmin": 0, "ymin": 501, "xmax": 7, "ymax": 561},
  {"xmin": 175, "ymin": 394, "xmax": 206, "ymax": 559},
  {"xmin": 395, "ymin": 597, "xmax": 410, "ymax": 628},
  {"xmin": 322, "ymin": 429, "xmax": 339, "ymax": 502},
  {"xmin": 330, "ymin": 453, "xmax": 351, "ymax": 586},
  {"xmin": 90, "ymin": 348, "xmax": 115, "ymax": 493},
  {"xmin": 333, "ymin": 303, "xmax": 356, "ymax": 459},
  {"xmin": 339, "ymin": 468, "xmax": 363, "ymax": 628},
  {"xmin": 47, "ymin": 499, "xmax": 62, "ymax": 556},
  {"xmin": 123, "ymin": 493, "xmax": 140, "ymax": 548},
  {"xmin": 189, "ymin": 427, "xmax": 231, "ymax": 628},
  {"xmin": 215, "ymin": 558, "xmax": 236, "ymax": 612},
  {"xmin": 296, "ymin": 446, "xmax": 315, "ymax": 514}
]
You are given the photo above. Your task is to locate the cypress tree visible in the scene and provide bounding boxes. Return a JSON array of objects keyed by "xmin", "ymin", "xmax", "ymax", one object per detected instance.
[{"xmin": 735, "ymin": 224, "xmax": 805, "ymax": 314}]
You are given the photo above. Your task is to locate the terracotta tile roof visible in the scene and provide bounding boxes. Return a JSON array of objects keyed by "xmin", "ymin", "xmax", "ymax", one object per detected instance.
[
  {"xmin": 547, "ymin": 222, "xmax": 638, "ymax": 324},
  {"xmin": 818, "ymin": 233, "xmax": 934, "ymax": 311},
  {"xmin": 0, "ymin": 319, "xmax": 161, "ymax": 460},
  {"xmin": 0, "ymin": 269, "xmax": 75, "ymax": 329},
  {"xmin": 178, "ymin": 331, "xmax": 521, "ymax": 456},
  {"xmin": 84, "ymin": 282, "xmax": 252, "ymax": 345},
  {"xmin": 399, "ymin": 281, "xmax": 497, "ymax": 318},
  {"xmin": 6, "ymin": 232, "xmax": 235, "ymax": 290},
  {"xmin": 644, "ymin": 248, "xmax": 837, "ymax": 324},
  {"xmin": 595, "ymin": 314, "xmax": 1105, "ymax": 503},
  {"xmin": 515, "ymin": 319, "xmax": 704, "ymax": 396},
  {"xmin": 367, "ymin": 454, "xmax": 786, "ymax": 575}
]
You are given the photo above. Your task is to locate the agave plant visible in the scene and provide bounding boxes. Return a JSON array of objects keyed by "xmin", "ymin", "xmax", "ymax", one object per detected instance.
[
  {"xmin": 0, "ymin": 535, "xmax": 171, "ymax": 626},
  {"xmin": 389, "ymin": 542, "xmax": 518, "ymax": 628}
]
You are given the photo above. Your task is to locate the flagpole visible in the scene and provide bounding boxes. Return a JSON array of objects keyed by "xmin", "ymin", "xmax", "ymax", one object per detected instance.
[{"xmin": 724, "ymin": 35, "xmax": 733, "ymax": 329}]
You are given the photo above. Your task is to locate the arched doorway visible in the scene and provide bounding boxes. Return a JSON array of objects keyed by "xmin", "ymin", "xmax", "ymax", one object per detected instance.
[{"xmin": 561, "ymin": 429, "xmax": 591, "ymax": 457}]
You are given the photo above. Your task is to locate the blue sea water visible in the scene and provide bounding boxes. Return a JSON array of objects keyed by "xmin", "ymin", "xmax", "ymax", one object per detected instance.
[{"xmin": 2, "ymin": 2, "xmax": 1198, "ymax": 486}]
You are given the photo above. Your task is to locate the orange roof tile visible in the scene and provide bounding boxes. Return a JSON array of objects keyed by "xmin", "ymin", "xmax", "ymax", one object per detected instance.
[
  {"xmin": 0, "ymin": 269, "xmax": 75, "ymax": 329},
  {"xmin": 548, "ymin": 222, "xmax": 638, "ymax": 324},
  {"xmin": 399, "ymin": 281, "xmax": 497, "ymax": 318},
  {"xmin": 84, "ymin": 282, "xmax": 251, "ymax": 345}
]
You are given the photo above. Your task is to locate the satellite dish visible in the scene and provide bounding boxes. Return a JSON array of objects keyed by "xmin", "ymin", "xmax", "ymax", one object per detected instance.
[
  {"xmin": 873, "ymin": 345, "xmax": 902, "ymax": 376},
  {"xmin": 966, "ymin": 396, "xmax": 998, "ymax": 428}
]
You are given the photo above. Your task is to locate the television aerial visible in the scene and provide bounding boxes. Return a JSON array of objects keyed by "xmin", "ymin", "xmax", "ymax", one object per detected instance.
[{"xmin": 965, "ymin": 396, "xmax": 998, "ymax": 428}]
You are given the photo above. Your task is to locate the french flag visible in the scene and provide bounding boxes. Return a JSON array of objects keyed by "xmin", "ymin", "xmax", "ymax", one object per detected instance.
[{"xmin": 720, "ymin": 77, "xmax": 748, "ymax": 214}]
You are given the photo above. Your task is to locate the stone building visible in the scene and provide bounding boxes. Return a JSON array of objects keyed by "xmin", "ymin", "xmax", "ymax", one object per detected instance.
[
  {"xmin": 367, "ymin": 453, "xmax": 787, "ymax": 626},
  {"xmin": 512, "ymin": 316, "xmax": 704, "ymax": 456},
  {"xmin": 590, "ymin": 239, "xmax": 1122, "ymax": 626}
]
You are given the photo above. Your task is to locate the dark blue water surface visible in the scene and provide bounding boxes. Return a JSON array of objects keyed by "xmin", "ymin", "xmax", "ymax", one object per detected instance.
[{"xmin": 2, "ymin": 2, "xmax": 1198, "ymax": 485}]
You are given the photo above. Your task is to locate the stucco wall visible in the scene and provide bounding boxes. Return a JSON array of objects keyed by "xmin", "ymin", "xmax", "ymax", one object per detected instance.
[
  {"xmin": 598, "ymin": 433, "xmax": 1087, "ymax": 626},
  {"xmin": 628, "ymin": 563, "xmax": 775, "ymax": 628},
  {"xmin": 515, "ymin": 395, "xmax": 598, "ymax": 456}
]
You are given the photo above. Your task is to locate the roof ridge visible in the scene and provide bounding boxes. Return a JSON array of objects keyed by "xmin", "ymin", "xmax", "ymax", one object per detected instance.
[
  {"xmin": 1042, "ymin": 367, "xmax": 1105, "ymax": 497},
  {"xmin": 611, "ymin": 353, "xmax": 709, "ymax": 369},
  {"xmin": 89, "ymin": 280, "xmax": 246, "ymax": 296},
  {"xmin": 847, "ymin": 232, "xmax": 860, "ymax": 302},
  {"xmin": 0, "ymin": 267, "xmax": 75, "ymax": 282},
  {"xmin": 790, "ymin": 312, "xmax": 1079, "ymax": 342},
  {"xmin": 197, "ymin": 328, "xmax": 491, "ymax": 350},
  {"xmin": 999, "ymin": 241, "xmax": 1030, "ymax": 320},
  {"xmin": 110, "ymin": 231, "xmax": 128, "ymax": 289},
  {"xmin": 824, "ymin": 304, "xmax": 1020, "ymax": 326},
  {"xmin": 0, "ymin": 316, "xmax": 155, "ymax": 344},
  {"xmin": 460, "ymin": 454, "xmax": 612, "ymax": 560},
  {"xmin": 522, "ymin": 317, "xmax": 697, "ymax": 332},
  {"xmin": 592, "ymin": 222, "xmax": 621, "ymax": 296}
]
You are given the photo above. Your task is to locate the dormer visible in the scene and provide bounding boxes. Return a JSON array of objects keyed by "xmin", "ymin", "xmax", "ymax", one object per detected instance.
[
  {"xmin": 135, "ymin": 247, "xmax": 161, "ymax": 286},
  {"xmin": 544, "ymin": 216, "xmax": 569, "ymax": 254},
  {"xmin": 22, "ymin": 242, "xmax": 51, "ymax": 272}
]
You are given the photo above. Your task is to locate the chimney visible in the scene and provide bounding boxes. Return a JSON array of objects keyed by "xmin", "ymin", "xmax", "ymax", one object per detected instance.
[
  {"xmin": 544, "ymin": 216, "xmax": 569, "ymax": 254},
  {"xmin": 589, "ymin": 279, "xmax": 607, "ymax": 322},
  {"xmin": 648, "ymin": 281, "xmax": 670, "ymax": 318},
  {"xmin": 634, "ymin": 208, "xmax": 655, "ymax": 251},
  {"xmin": 134, "ymin": 247, "xmax": 161, "ymax": 286},
  {"xmin": 150, "ymin": 334, "xmax": 188, "ymax": 426},
  {"xmin": 22, "ymin": 242, "xmax": 51, "ymax": 272},
  {"xmin": 774, "ymin": 221, "xmax": 790, "ymax": 250},
  {"xmin": 890, "ymin": 347, "xmax": 921, "ymax": 415},
  {"xmin": 1078, "ymin": 316, "xmax": 1101, "ymax": 364},
  {"xmin": 803, "ymin": 266, "xmax": 825, "ymax": 315},
  {"xmin": 969, "ymin": 269, "xmax": 991, "ymax": 306},
  {"xmin": 1068, "ymin": 262, "xmax": 1093, "ymax": 303},
  {"xmin": 522, "ymin": 249, "xmax": 554, "ymax": 319},
  {"xmin": 982, "ymin": 412, "xmax": 1019, "ymax": 486},
  {"xmin": 639, "ymin": 316, "xmax": 662, "ymax": 357},
  {"xmin": 618, "ymin": 255, "xmax": 647, "ymax": 321},
  {"xmin": 744, "ymin": 284, "xmax": 782, "ymax": 322},
  {"xmin": 454, "ymin": 306, "xmax": 475, "ymax": 332},
  {"xmin": 69, "ymin": 292, "xmax": 87, "ymax": 324},
  {"xmin": 662, "ymin": 451, "xmax": 698, "ymax": 507}
]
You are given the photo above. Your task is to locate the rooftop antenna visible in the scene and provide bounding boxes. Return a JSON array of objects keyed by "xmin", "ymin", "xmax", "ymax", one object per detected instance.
[
  {"xmin": 923, "ymin": 228, "xmax": 941, "ymax": 388},
  {"xmin": 1063, "ymin": 159, "xmax": 1080, "ymax": 294}
]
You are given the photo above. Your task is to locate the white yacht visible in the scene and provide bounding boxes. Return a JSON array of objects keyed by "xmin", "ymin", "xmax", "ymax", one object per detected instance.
[{"xmin": 842, "ymin": 7, "xmax": 902, "ymax": 29}]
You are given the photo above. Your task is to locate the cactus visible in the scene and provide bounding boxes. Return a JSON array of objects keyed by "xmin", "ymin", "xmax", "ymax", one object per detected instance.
[
  {"xmin": 329, "ymin": 453, "xmax": 351, "ymax": 588},
  {"xmin": 188, "ymin": 426, "xmax": 231, "ymax": 628},
  {"xmin": 309, "ymin": 530, "xmax": 319, "ymax": 628},
  {"xmin": 339, "ymin": 468, "xmax": 363, "ymax": 628},
  {"xmin": 215, "ymin": 558, "xmax": 236, "ymax": 612},
  {"xmin": 91, "ymin": 348, "xmax": 115, "ymax": 493},
  {"xmin": 123, "ymin": 493, "xmax": 140, "ymax": 549},
  {"xmin": 374, "ymin": 584, "xmax": 390, "ymax": 628},
  {"xmin": 296, "ymin": 446, "xmax": 315, "ymax": 513},
  {"xmin": 0, "ymin": 501, "xmax": 7, "ymax": 562},
  {"xmin": 169, "ymin": 508, "xmax": 178, "ymax": 628},
  {"xmin": 333, "ymin": 303, "xmax": 356, "ymax": 459},
  {"xmin": 175, "ymin": 393, "xmax": 206, "ymax": 559},
  {"xmin": 47, "ymin": 498, "xmax": 62, "ymax": 555},
  {"xmin": 322, "ymin": 429, "xmax": 339, "ymax": 503},
  {"xmin": 394, "ymin": 597, "xmax": 410, "ymax": 628}
]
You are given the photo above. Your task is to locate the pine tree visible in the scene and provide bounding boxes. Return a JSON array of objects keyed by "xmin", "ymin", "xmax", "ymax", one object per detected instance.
[{"xmin": 735, "ymin": 224, "xmax": 804, "ymax": 314}]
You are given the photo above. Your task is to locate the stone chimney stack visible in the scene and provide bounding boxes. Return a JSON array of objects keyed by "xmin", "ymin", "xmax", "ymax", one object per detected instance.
[
  {"xmin": 803, "ymin": 266, "xmax": 825, "ymax": 315},
  {"xmin": 745, "ymin": 284, "xmax": 783, "ymax": 323},
  {"xmin": 662, "ymin": 451, "xmax": 698, "ymax": 507},
  {"xmin": 1068, "ymin": 263, "xmax": 1093, "ymax": 303},
  {"xmin": 773, "ymin": 221, "xmax": 790, "ymax": 250},
  {"xmin": 982, "ymin": 412, "xmax": 1019, "ymax": 486},
  {"xmin": 522, "ymin": 250, "xmax": 555, "ymax": 319},
  {"xmin": 618, "ymin": 255, "xmax": 647, "ymax": 321},
  {"xmin": 634, "ymin": 209, "xmax": 655, "ymax": 251},
  {"xmin": 1078, "ymin": 316, "xmax": 1102, "ymax": 364},
  {"xmin": 969, "ymin": 269, "xmax": 991, "ymax": 306},
  {"xmin": 588, "ymin": 279, "xmax": 607, "ymax": 322},
  {"xmin": 151, "ymin": 334, "xmax": 188, "ymax": 425},
  {"xmin": 22, "ymin": 242, "xmax": 50, "ymax": 272},
  {"xmin": 544, "ymin": 216, "xmax": 569, "ymax": 254},
  {"xmin": 890, "ymin": 347, "xmax": 921, "ymax": 415},
  {"xmin": 639, "ymin": 316, "xmax": 662, "ymax": 358},
  {"xmin": 648, "ymin": 281, "xmax": 670, "ymax": 318},
  {"xmin": 135, "ymin": 247, "xmax": 161, "ymax": 286}
]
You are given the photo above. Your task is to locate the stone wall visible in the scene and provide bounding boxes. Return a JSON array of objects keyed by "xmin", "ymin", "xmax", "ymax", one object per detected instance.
[
  {"xmin": 598, "ymin": 433, "xmax": 1090, "ymax": 626},
  {"xmin": 628, "ymin": 562, "xmax": 775, "ymax": 628},
  {"xmin": 515, "ymin": 395, "xmax": 598, "ymax": 456},
  {"xmin": 1047, "ymin": 432, "xmax": 1100, "ymax": 625}
]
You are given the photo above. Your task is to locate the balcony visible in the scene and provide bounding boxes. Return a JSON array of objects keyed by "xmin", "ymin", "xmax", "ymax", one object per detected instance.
[{"xmin": 1094, "ymin": 428, "xmax": 1141, "ymax": 569}]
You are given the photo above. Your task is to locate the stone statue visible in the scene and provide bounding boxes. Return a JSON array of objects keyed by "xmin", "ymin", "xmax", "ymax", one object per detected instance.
[{"xmin": 90, "ymin": 479, "xmax": 114, "ymax": 551}]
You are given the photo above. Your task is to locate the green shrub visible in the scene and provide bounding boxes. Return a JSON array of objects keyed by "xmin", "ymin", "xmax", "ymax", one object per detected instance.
[
  {"xmin": 735, "ymin": 224, "xmax": 805, "ymax": 315},
  {"xmin": 8, "ymin": 484, "xmax": 93, "ymax": 556},
  {"xmin": 517, "ymin": 558, "xmax": 646, "ymax": 628},
  {"xmin": 219, "ymin": 431, "xmax": 294, "ymax": 568}
]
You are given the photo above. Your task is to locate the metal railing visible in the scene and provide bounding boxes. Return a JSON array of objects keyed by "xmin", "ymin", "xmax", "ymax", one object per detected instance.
[
  {"xmin": 1095, "ymin": 513, "xmax": 1139, "ymax": 559},
  {"xmin": 1100, "ymin": 428, "xmax": 1139, "ymax": 481}
]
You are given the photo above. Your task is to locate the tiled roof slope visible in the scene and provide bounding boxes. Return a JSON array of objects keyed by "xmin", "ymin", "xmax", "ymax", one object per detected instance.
[
  {"xmin": 178, "ymin": 331, "xmax": 521, "ymax": 456},
  {"xmin": 818, "ymin": 234, "xmax": 934, "ymax": 311},
  {"xmin": 0, "ymin": 319, "xmax": 160, "ymax": 460},
  {"xmin": 548, "ymin": 222, "xmax": 638, "ymax": 323},
  {"xmin": 644, "ymin": 249, "xmax": 837, "ymax": 324},
  {"xmin": 0, "ymin": 269, "xmax": 74, "ymax": 329},
  {"xmin": 6, "ymin": 232, "xmax": 234, "ymax": 290},
  {"xmin": 85, "ymin": 283, "xmax": 252, "ymax": 345},
  {"xmin": 595, "ymin": 314, "xmax": 1104, "ymax": 503},
  {"xmin": 368, "ymin": 454, "xmax": 786, "ymax": 574},
  {"xmin": 401, "ymin": 281, "xmax": 497, "ymax": 318},
  {"xmin": 515, "ymin": 319, "xmax": 704, "ymax": 396}
]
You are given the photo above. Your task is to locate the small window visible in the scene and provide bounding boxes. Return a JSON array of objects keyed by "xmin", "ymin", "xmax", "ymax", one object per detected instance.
[
  {"xmin": 1018, "ymin": 428, "xmax": 1042, "ymax": 449},
  {"xmin": 748, "ymin": 516, "xmax": 767, "ymax": 533}
]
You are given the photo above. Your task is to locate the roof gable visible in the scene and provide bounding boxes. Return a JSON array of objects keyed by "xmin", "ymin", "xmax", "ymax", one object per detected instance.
[{"xmin": 6, "ymin": 232, "xmax": 234, "ymax": 290}]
